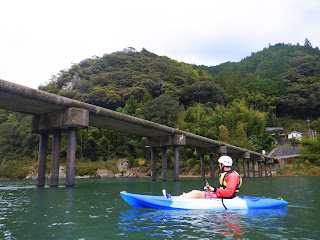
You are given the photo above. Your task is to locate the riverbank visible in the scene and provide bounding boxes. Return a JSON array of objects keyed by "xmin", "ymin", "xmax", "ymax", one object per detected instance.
[{"xmin": 1, "ymin": 158, "xmax": 320, "ymax": 180}]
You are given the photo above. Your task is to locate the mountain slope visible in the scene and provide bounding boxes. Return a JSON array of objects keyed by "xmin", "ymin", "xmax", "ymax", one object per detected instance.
[
  {"xmin": 41, "ymin": 47, "xmax": 225, "ymax": 110},
  {"xmin": 201, "ymin": 41, "xmax": 320, "ymax": 118}
]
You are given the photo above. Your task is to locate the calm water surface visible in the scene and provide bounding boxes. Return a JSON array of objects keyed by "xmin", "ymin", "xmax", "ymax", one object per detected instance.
[{"xmin": 0, "ymin": 177, "xmax": 319, "ymax": 239}]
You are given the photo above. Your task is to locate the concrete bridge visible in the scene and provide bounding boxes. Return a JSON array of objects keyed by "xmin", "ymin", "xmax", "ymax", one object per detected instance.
[{"xmin": 0, "ymin": 79, "xmax": 278, "ymax": 187}]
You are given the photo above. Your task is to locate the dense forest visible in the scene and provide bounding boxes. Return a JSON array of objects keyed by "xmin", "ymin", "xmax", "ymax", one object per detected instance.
[
  {"xmin": 201, "ymin": 39, "xmax": 320, "ymax": 118},
  {"xmin": 1, "ymin": 40, "xmax": 320, "ymax": 178}
]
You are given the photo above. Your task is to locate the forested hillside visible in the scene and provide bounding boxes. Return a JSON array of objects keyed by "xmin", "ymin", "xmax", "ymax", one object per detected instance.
[
  {"xmin": 201, "ymin": 39, "xmax": 320, "ymax": 118},
  {"xmin": 1, "ymin": 41, "xmax": 320, "ymax": 178},
  {"xmin": 41, "ymin": 47, "xmax": 226, "ymax": 111}
]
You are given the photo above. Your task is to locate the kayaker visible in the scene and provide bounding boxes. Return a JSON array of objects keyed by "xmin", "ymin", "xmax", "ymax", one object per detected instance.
[{"xmin": 162, "ymin": 155, "xmax": 242, "ymax": 199}]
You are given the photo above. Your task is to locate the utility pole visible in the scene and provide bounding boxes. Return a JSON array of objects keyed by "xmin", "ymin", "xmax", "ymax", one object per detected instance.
[{"xmin": 307, "ymin": 119, "xmax": 312, "ymax": 138}]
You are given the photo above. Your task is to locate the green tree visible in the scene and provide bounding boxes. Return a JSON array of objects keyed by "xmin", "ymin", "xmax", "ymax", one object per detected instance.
[
  {"xmin": 143, "ymin": 94, "xmax": 180, "ymax": 127},
  {"xmin": 219, "ymin": 125, "xmax": 230, "ymax": 143},
  {"xmin": 0, "ymin": 113, "xmax": 38, "ymax": 160},
  {"xmin": 181, "ymin": 77, "xmax": 226, "ymax": 108},
  {"xmin": 120, "ymin": 95, "xmax": 140, "ymax": 116},
  {"xmin": 304, "ymin": 38, "xmax": 312, "ymax": 48},
  {"xmin": 299, "ymin": 138, "xmax": 320, "ymax": 164}
]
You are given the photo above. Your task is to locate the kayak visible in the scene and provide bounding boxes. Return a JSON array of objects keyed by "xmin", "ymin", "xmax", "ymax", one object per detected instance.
[{"xmin": 120, "ymin": 191, "xmax": 288, "ymax": 210}]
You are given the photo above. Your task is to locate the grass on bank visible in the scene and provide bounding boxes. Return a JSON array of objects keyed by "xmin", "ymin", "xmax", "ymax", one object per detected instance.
[
  {"xmin": 276, "ymin": 160, "xmax": 320, "ymax": 176},
  {"xmin": 75, "ymin": 160, "xmax": 118, "ymax": 176},
  {"xmin": 0, "ymin": 158, "xmax": 120, "ymax": 179},
  {"xmin": 0, "ymin": 159, "xmax": 36, "ymax": 179}
]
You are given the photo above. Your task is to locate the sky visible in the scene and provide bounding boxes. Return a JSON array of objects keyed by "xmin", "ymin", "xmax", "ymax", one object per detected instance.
[{"xmin": 1, "ymin": 0, "xmax": 320, "ymax": 89}]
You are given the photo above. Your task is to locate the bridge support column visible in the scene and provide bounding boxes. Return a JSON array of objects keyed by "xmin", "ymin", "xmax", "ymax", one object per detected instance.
[
  {"xmin": 174, "ymin": 145, "xmax": 179, "ymax": 182},
  {"xmin": 33, "ymin": 107, "xmax": 89, "ymax": 187},
  {"xmin": 162, "ymin": 147, "xmax": 167, "ymax": 181},
  {"xmin": 209, "ymin": 154, "xmax": 214, "ymax": 179},
  {"xmin": 242, "ymin": 152, "xmax": 250, "ymax": 178},
  {"xmin": 252, "ymin": 161, "xmax": 256, "ymax": 177},
  {"xmin": 37, "ymin": 133, "xmax": 48, "ymax": 187},
  {"xmin": 264, "ymin": 163, "xmax": 268, "ymax": 177},
  {"xmin": 66, "ymin": 127, "xmax": 77, "ymax": 187},
  {"xmin": 269, "ymin": 164, "xmax": 273, "ymax": 177},
  {"xmin": 247, "ymin": 161, "xmax": 250, "ymax": 177},
  {"xmin": 242, "ymin": 158, "xmax": 247, "ymax": 178},
  {"xmin": 50, "ymin": 130, "xmax": 61, "ymax": 187},
  {"xmin": 145, "ymin": 134, "xmax": 185, "ymax": 182},
  {"xmin": 151, "ymin": 147, "xmax": 157, "ymax": 182},
  {"xmin": 258, "ymin": 161, "xmax": 262, "ymax": 178},
  {"xmin": 200, "ymin": 154, "xmax": 205, "ymax": 179}
]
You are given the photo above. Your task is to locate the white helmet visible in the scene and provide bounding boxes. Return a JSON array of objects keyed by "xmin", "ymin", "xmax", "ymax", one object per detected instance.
[{"xmin": 218, "ymin": 155, "xmax": 233, "ymax": 167}]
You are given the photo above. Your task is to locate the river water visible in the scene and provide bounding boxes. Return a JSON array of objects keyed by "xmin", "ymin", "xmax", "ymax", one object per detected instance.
[{"xmin": 0, "ymin": 176, "xmax": 319, "ymax": 239}]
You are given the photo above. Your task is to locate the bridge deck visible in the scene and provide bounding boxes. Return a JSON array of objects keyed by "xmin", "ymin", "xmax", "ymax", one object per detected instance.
[{"xmin": 0, "ymin": 79, "xmax": 271, "ymax": 160}]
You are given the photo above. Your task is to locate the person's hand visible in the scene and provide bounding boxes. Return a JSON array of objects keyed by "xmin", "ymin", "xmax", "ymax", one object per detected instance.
[{"xmin": 204, "ymin": 185, "xmax": 215, "ymax": 192}]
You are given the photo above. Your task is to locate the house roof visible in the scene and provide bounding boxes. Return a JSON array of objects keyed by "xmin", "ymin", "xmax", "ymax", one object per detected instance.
[
  {"xmin": 288, "ymin": 131, "xmax": 303, "ymax": 135},
  {"xmin": 268, "ymin": 147, "xmax": 301, "ymax": 159},
  {"xmin": 266, "ymin": 127, "xmax": 284, "ymax": 132}
]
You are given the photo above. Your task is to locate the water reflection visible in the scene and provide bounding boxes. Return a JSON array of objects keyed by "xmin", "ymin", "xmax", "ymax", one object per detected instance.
[{"xmin": 118, "ymin": 207, "xmax": 287, "ymax": 238}]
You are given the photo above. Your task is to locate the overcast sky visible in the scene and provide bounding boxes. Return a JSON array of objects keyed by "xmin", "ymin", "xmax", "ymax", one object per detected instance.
[{"xmin": 1, "ymin": 0, "xmax": 320, "ymax": 89}]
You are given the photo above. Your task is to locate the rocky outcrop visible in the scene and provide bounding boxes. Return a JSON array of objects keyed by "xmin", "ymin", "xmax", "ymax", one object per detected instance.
[
  {"xmin": 96, "ymin": 169, "xmax": 115, "ymax": 178},
  {"xmin": 123, "ymin": 171, "xmax": 134, "ymax": 178},
  {"xmin": 25, "ymin": 172, "xmax": 36, "ymax": 180},
  {"xmin": 62, "ymin": 73, "xmax": 81, "ymax": 90},
  {"xmin": 115, "ymin": 173, "xmax": 123, "ymax": 178},
  {"xmin": 117, "ymin": 158, "xmax": 130, "ymax": 171},
  {"xmin": 59, "ymin": 166, "xmax": 66, "ymax": 178},
  {"xmin": 115, "ymin": 171, "xmax": 134, "ymax": 178},
  {"xmin": 46, "ymin": 166, "xmax": 66, "ymax": 179}
]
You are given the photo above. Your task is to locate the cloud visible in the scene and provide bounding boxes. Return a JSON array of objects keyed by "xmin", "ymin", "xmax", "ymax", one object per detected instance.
[{"xmin": 0, "ymin": 0, "xmax": 320, "ymax": 88}]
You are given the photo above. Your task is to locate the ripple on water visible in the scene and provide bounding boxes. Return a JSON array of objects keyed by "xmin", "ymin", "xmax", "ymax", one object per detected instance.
[{"xmin": 48, "ymin": 222, "xmax": 76, "ymax": 228}]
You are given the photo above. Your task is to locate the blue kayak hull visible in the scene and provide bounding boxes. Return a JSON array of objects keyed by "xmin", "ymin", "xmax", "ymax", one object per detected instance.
[{"xmin": 120, "ymin": 191, "xmax": 288, "ymax": 210}]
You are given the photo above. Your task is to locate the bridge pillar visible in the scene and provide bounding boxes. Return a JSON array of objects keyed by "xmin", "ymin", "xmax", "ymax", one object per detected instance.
[
  {"xmin": 174, "ymin": 145, "xmax": 179, "ymax": 181},
  {"xmin": 32, "ymin": 107, "xmax": 89, "ymax": 187},
  {"xmin": 265, "ymin": 158, "xmax": 273, "ymax": 177},
  {"xmin": 50, "ymin": 130, "xmax": 61, "ymax": 187},
  {"xmin": 264, "ymin": 163, "xmax": 268, "ymax": 177},
  {"xmin": 247, "ymin": 161, "xmax": 250, "ymax": 177},
  {"xmin": 151, "ymin": 147, "xmax": 157, "ymax": 182},
  {"xmin": 259, "ymin": 156, "xmax": 265, "ymax": 177},
  {"xmin": 66, "ymin": 127, "xmax": 77, "ymax": 187},
  {"xmin": 258, "ymin": 161, "xmax": 262, "ymax": 177},
  {"xmin": 200, "ymin": 154, "xmax": 205, "ymax": 179},
  {"xmin": 252, "ymin": 161, "xmax": 256, "ymax": 177},
  {"xmin": 242, "ymin": 151, "xmax": 250, "ymax": 178},
  {"xmin": 37, "ymin": 133, "xmax": 48, "ymax": 187},
  {"xmin": 162, "ymin": 147, "xmax": 167, "ymax": 181},
  {"xmin": 209, "ymin": 154, "xmax": 214, "ymax": 179},
  {"xmin": 196, "ymin": 147, "xmax": 217, "ymax": 179},
  {"xmin": 242, "ymin": 158, "xmax": 247, "ymax": 178},
  {"xmin": 145, "ymin": 134, "xmax": 185, "ymax": 181}
]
